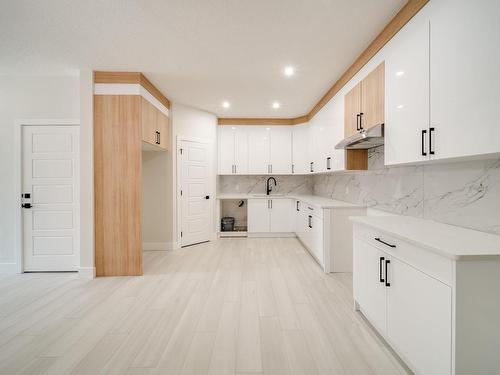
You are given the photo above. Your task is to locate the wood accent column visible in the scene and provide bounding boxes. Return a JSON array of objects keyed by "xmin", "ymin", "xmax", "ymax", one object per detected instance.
[{"xmin": 94, "ymin": 95, "xmax": 143, "ymax": 276}]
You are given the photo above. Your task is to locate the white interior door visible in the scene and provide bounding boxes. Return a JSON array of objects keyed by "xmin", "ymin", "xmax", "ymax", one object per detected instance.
[
  {"xmin": 22, "ymin": 125, "xmax": 80, "ymax": 271},
  {"xmin": 180, "ymin": 140, "xmax": 211, "ymax": 247}
]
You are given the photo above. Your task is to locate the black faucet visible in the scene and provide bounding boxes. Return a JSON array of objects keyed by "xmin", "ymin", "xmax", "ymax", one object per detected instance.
[{"xmin": 266, "ymin": 177, "xmax": 277, "ymax": 195}]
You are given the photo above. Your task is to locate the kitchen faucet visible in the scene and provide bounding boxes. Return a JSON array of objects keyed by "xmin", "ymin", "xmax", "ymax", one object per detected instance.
[{"xmin": 266, "ymin": 177, "xmax": 277, "ymax": 195}]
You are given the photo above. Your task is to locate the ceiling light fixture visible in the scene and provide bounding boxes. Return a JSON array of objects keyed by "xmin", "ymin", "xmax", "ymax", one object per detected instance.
[
  {"xmin": 284, "ymin": 66, "xmax": 294, "ymax": 76},
  {"xmin": 272, "ymin": 102, "xmax": 280, "ymax": 109},
  {"xmin": 222, "ymin": 101, "xmax": 230, "ymax": 108}
]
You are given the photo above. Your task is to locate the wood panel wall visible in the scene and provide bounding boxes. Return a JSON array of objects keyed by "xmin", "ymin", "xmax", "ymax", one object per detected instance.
[{"xmin": 94, "ymin": 95, "xmax": 143, "ymax": 276}]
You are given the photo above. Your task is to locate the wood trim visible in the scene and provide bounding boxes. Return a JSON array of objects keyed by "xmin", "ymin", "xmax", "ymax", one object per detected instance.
[
  {"xmin": 345, "ymin": 150, "xmax": 368, "ymax": 170},
  {"xmin": 217, "ymin": 0, "xmax": 428, "ymax": 126},
  {"xmin": 94, "ymin": 71, "xmax": 171, "ymax": 109},
  {"xmin": 307, "ymin": 0, "xmax": 428, "ymax": 119}
]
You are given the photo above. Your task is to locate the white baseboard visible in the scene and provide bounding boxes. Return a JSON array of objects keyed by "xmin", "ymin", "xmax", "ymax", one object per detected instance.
[
  {"xmin": 0, "ymin": 262, "xmax": 18, "ymax": 274},
  {"xmin": 247, "ymin": 232, "xmax": 296, "ymax": 238},
  {"xmin": 79, "ymin": 267, "xmax": 96, "ymax": 279},
  {"xmin": 143, "ymin": 242, "xmax": 179, "ymax": 251}
]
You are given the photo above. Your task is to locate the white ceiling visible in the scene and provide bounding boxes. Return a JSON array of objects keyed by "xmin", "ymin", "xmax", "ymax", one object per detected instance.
[{"xmin": 0, "ymin": 0, "xmax": 405, "ymax": 118}]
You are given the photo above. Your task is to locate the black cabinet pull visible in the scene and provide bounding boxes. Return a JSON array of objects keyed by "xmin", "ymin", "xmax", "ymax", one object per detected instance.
[
  {"xmin": 308, "ymin": 215, "xmax": 312, "ymax": 228},
  {"xmin": 385, "ymin": 259, "xmax": 391, "ymax": 287},
  {"xmin": 21, "ymin": 203, "xmax": 32, "ymax": 209},
  {"xmin": 356, "ymin": 114, "xmax": 360, "ymax": 131},
  {"xmin": 310, "ymin": 162, "xmax": 314, "ymax": 173},
  {"xmin": 205, "ymin": 195, "xmax": 210, "ymax": 200},
  {"xmin": 158, "ymin": 131, "xmax": 161, "ymax": 145},
  {"xmin": 375, "ymin": 237, "xmax": 396, "ymax": 248},
  {"xmin": 326, "ymin": 157, "xmax": 331, "ymax": 170},
  {"xmin": 296, "ymin": 201, "xmax": 300, "ymax": 211},
  {"xmin": 421, "ymin": 129, "xmax": 427, "ymax": 156},
  {"xmin": 359, "ymin": 112, "xmax": 364, "ymax": 130},
  {"xmin": 379, "ymin": 257, "xmax": 385, "ymax": 283},
  {"xmin": 292, "ymin": 164, "xmax": 295, "ymax": 174},
  {"xmin": 429, "ymin": 127, "xmax": 435, "ymax": 155}
]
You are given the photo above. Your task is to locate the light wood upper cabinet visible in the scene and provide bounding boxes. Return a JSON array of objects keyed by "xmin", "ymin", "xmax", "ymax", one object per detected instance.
[
  {"xmin": 344, "ymin": 82, "xmax": 362, "ymax": 137},
  {"xmin": 141, "ymin": 98, "xmax": 158, "ymax": 146},
  {"xmin": 361, "ymin": 62, "xmax": 385, "ymax": 131},
  {"xmin": 141, "ymin": 97, "xmax": 170, "ymax": 150},
  {"xmin": 344, "ymin": 63, "xmax": 385, "ymax": 137},
  {"xmin": 157, "ymin": 111, "xmax": 170, "ymax": 150}
]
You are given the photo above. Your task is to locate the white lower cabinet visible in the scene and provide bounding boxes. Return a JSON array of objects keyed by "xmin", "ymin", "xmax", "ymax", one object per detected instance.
[
  {"xmin": 248, "ymin": 198, "xmax": 292, "ymax": 234},
  {"xmin": 295, "ymin": 200, "xmax": 325, "ymax": 268},
  {"xmin": 353, "ymin": 225, "xmax": 453, "ymax": 375}
]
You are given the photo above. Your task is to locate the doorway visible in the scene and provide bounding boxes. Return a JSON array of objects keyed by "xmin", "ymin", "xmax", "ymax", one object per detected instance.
[
  {"xmin": 21, "ymin": 125, "xmax": 80, "ymax": 271},
  {"xmin": 178, "ymin": 139, "xmax": 211, "ymax": 247}
]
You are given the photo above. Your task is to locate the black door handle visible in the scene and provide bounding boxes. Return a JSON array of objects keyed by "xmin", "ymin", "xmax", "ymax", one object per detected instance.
[
  {"xmin": 429, "ymin": 127, "xmax": 435, "ymax": 155},
  {"xmin": 359, "ymin": 112, "xmax": 364, "ymax": 130},
  {"xmin": 356, "ymin": 114, "xmax": 360, "ymax": 131},
  {"xmin": 22, "ymin": 203, "xmax": 32, "ymax": 209},
  {"xmin": 205, "ymin": 195, "xmax": 210, "ymax": 200},
  {"xmin": 385, "ymin": 259, "xmax": 391, "ymax": 287},
  {"xmin": 308, "ymin": 215, "xmax": 312, "ymax": 228},
  {"xmin": 379, "ymin": 257, "xmax": 385, "ymax": 283},
  {"xmin": 421, "ymin": 129, "xmax": 427, "ymax": 156},
  {"xmin": 375, "ymin": 237, "xmax": 396, "ymax": 248}
]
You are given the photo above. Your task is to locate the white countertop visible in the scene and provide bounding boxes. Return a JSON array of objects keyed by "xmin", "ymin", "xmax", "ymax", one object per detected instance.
[
  {"xmin": 216, "ymin": 193, "xmax": 362, "ymax": 209},
  {"xmin": 351, "ymin": 215, "xmax": 500, "ymax": 260}
]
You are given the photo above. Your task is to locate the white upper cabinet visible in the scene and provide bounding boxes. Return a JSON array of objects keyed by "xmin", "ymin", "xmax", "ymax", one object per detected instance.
[
  {"xmin": 292, "ymin": 123, "xmax": 310, "ymax": 174},
  {"xmin": 269, "ymin": 126, "xmax": 292, "ymax": 174},
  {"xmin": 429, "ymin": 0, "xmax": 500, "ymax": 160},
  {"xmin": 385, "ymin": 6, "xmax": 430, "ymax": 165},
  {"xmin": 218, "ymin": 126, "xmax": 248, "ymax": 174},
  {"xmin": 248, "ymin": 126, "xmax": 271, "ymax": 174}
]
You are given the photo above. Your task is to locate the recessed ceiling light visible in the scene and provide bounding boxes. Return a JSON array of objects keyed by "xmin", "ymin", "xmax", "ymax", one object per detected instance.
[
  {"xmin": 222, "ymin": 101, "xmax": 230, "ymax": 108},
  {"xmin": 272, "ymin": 102, "xmax": 280, "ymax": 109},
  {"xmin": 284, "ymin": 66, "xmax": 294, "ymax": 76},
  {"xmin": 395, "ymin": 71, "xmax": 405, "ymax": 77}
]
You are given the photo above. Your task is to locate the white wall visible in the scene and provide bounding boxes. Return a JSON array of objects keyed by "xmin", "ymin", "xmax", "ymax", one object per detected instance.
[
  {"xmin": 170, "ymin": 103, "xmax": 218, "ymax": 245},
  {"xmin": 0, "ymin": 74, "xmax": 80, "ymax": 273}
]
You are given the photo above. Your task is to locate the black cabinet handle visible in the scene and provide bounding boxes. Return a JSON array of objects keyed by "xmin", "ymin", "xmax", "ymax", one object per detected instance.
[
  {"xmin": 385, "ymin": 259, "xmax": 391, "ymax": 287},
  {"xmin": 359, "ymin": 112, "xmax": 364, "ymax": 130},
  {"xmin": 292, "ymin": 164, "xmax": 295, "ymax": 174},
  {"xmin": 21, "ymin": 203, "xmax": 32, "ymax": 209},
  {"xmin": 356, "ymin": 114, "xmax": 360, "ymax": 131},
  {"xmin": 310, "ymin": 162, "xmax": 314, "ymax": 173},
  {"xmin": 308, "ymin": 215, "xmax": 312, "ymax": 228},
  {"xmin": 158, "ymin": 131, "xmax": 161, "ymax": 145},
  {"xmin": 375, "ymin": 237, "xmax": 396, "ymax": 248},
  {"xmin": 379, "ymin": 257, "xmax": 385, "ymax": 283},
  {"xmin": 296, "ymin": 201, "xmax": 299, "ymax": 211},
  {"xmin": 326, "ymin": 157, "xmax": 331, "ymax": 170},
  {"xmin": 429, "ymin": 127, "xmax": 435, "ymax": 155},
  {"xmin": 205, "ymin": 195, "xmax": 210, "ymax": 200},
  {"xmin": 421, "ymin": 129, "xmax": 427, "ymax": 156}
]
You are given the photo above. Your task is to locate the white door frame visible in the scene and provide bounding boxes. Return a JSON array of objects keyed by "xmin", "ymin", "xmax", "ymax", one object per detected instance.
[
  {"xmin": 14, "ymin": 118, "xmax": 80, "ymax": 273},
  {"xmin": 176, "ymin": 135, "xmax": 214, "ymax": 247}
]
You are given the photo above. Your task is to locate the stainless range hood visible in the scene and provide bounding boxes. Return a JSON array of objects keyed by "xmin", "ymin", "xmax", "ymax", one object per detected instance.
[{"xmin": 335, "ymin": 123, "xmax": 384, "ymax": 150}]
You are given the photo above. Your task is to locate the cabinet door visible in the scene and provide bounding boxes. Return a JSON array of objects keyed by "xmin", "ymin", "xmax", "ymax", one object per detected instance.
[
  {"xmin": 269, "ymin": 199, "xmax": 292, "ymax": 233},
  {"xmin": 387, "ymin": 257, "xmax": 452, "ymax": 375},
  {"xmin": 156, "ymin": 111, "xmax": 170, "ymax": 150},
  {"xmin": 344, "ymin": 82, "xmax": 362, "ymax": 137},
  {"xmin": 361, "ymin": 62, "xmax": 385, "ymax": 131},
  {"xmin": 247, "ymin": 199, "xmax": 270, "ymax": 233},
  {"xmin": 385, "ymin": 6, "xmax": 430, "ymax": 165},
  {"xmin": 429, "ymin": 0, "xmax": 500, "ymax": 160},
  {"xmin": 218, "ymin": 126, "xmax": 235, "ymax": 174},
  {"xmin": 353, "ymin": 237, "xmax": 387, "ymax": 333},
  {"xmin": 310, "ymin": 215, "xmax": 324, "ymax": 266},
  {"xmin": 292, "ymin": 124, "xmax": 309, "ymax": 174},
  {"xmin": 248, "ymin": 126, "xmax": 271, "ymax": 174},
  {"xmin": 270, "ymin": 127, "xmax": 292, "ymax": 174},
  {"xmin": 233, "ymin": 127, "xmax": 248, "ymax": 174},
  {"xmin": 141, "ymin": 98, "xmax": 158, "ymax": 146}
]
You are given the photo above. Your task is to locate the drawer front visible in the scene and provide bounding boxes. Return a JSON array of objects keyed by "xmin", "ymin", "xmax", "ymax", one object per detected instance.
[
  {"xmin": 304, "ymin": 202, "xmax": 323, "ymax": 220},
  {"xmin": 354, "ymin": 224, "xmax": 453, "ymax": 286}
]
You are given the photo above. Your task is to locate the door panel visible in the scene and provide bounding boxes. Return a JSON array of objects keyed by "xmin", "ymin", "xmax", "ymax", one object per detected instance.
[
  {"xmin": 218, "ymin": 126, "xmax": 235, "ymax": 174},
  {"xmin": 248, "ymin": 126, "xmax": 270, "ymax": 174},
  {"xmin": 141, "ymin": 98, "xmax": 158, "ymax": 146},
  {"xmin": 292, "ymin": 124, "xmax": 309, "ymax": 174},
  {"xmin": 353, "ymin": 237, "xmax": 387, "ymax": 333},
  {"xmin": 22, "ymin": 125, "xmax": 80, "ymax": 271},
  {"xmin": 234, "ymin": 127, "xmax": 248, "ymax": 174},
  {"xmin": 269, "ymin": 199, "xmax": 292, "ymax": 233},
  {"xmin": 180, "ymin": 140, "xmax": 211, "ymax": 246},
  {"xmin": 385, "ymin": 7, "xmax": 430, "ymax": 165},
  {"xmin": 247, "ymin": 199, "xmax": 270, "ymax": 233},
  {"xmin": 387, "ymin": 257, "xmax": 452, "ymax": 375},
  {"xmin": 430, "ymin": 0, "xmax": 500, "ymax": 160},
  {"xmin": 361, "ymin": 62, "xmax": 385, "ymax": 131},
  {"xmin": 344, "ymin": 82, "xmax": 361, "ymax": 137},
  {"xmin": 269, "ymin": 127, "xmax": 292, "ymax": 174},
  {"xmin": 157, "ymin": 111, "xmax": 170, "ymax": 150}
]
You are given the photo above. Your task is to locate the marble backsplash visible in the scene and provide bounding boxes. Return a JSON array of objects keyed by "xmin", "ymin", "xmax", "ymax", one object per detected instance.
[
  {"xmin": 314, "ymin": 146, "xmax": 500, "ymax": 235},
  {"xmin": 218, "ymin": 175, "xmax": 313, "ymax": 195}
]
